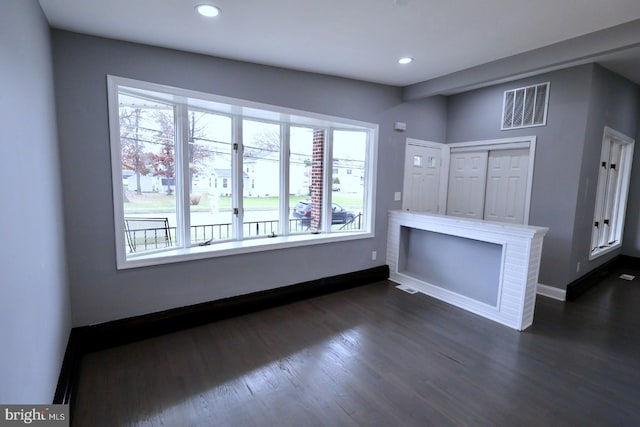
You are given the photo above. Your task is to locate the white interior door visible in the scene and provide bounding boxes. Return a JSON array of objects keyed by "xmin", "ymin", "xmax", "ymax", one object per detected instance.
[
  {"xmin": 405, "ymin": 136, "xmax": 535, "ymax": 224},
  {"xmin": 403, "ymin": 142, "xmax": 443, "ymax": 213},
  {"xmin": 446, "ymin": 151, "xmax": 488, "ymax": 219},
  {"xmin": 484, "ymin": 149, "xmax": 530, "ymax": 224}
]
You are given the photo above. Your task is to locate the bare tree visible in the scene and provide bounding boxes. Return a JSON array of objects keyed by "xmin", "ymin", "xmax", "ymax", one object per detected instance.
[
  {"xmin": 120, "ymin": 108, "xmax": 150, "ymax": 194},
  {"xmin": 187, "ymin": 111, "xmax": 210, "ymax": 192},
  {"xmin": 145, "ymin": 110, "xmax": 211, "ymax": 194},
  {"xmin": 150, "ymin": 110, "xmax": 175, "ymax": 194},
  {"xmin": 244, "ymin": 129, "xmax": 280, "ymax": 158}
]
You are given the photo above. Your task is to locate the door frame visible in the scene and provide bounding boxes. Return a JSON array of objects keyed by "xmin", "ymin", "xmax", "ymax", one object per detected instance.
[
  {"xmin": 404, "ymin": 138, "xmax": 448, "ymax": 214},
  {"xmin": 403, "ymin": 136, "xmax": 536, "ymax": 224},
  {"xmin": 447, "ymin": 136, "xmax": 536, "ymax": 225}
]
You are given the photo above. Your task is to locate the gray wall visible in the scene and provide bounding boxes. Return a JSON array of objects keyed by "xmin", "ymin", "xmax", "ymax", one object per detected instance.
[
  {"xmin": 446, "ymin": 66, "xmax": 594, "ymax": 289},
  {"xmin": 51, "ymin": 31, "xmax": 447, "ymax": 326},
  {"xmin": 446, "ymin": 64, "xmax": 640, "ymax": 289},
  {"xmin": 573, "ymin": 65, "xmax": 639, "ymax": 279},
  {"xmin": 622, "ymin": 142, "xmax": 640, "ymax": 258},
  {"xmin": 623, "ymin": 113, "xmax": 640, "ymax": 257},
  {"xmin": 0, "ymin": 0, "xmax": 71, "ymax": 403},
  {"xmin": 399, "ymin": 227, "xmax": 502, "ymax": 305}
]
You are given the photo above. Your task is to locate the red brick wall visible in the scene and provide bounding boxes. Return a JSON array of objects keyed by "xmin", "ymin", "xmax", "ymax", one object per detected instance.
[{"xmin": 311, "ymin": 130, "xmax": 324, "ymax": 231}]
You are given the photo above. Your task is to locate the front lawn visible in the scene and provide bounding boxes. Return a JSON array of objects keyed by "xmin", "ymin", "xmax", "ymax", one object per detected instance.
[{"xmin": 123, "ymin": 191, "xmax": 364, "ymax": 213}]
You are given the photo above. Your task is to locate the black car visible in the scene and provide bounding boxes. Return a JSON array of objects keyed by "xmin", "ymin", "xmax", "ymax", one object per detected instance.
[{"xmin": 291, "ymin": 200, "xmax": 355, "ymax": 224}]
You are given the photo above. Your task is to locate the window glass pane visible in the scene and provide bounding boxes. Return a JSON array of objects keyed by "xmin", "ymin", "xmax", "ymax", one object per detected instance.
[
  {"xmin": 242, "ymin": 120, "xmax": 281, "ymax": 237},
  {"xmin": 289, "ymin": 127, "xmax": 315, "ymax": 233},
  {"xmin": 332, "ymin": 130, "xmax": 367, "ymax": 232},
  {"xmin": 188, "ymin": 110, "xmax": 234, "ymax": 243},
  {"xmin": 119, "ymin": 93, "xmax": 178, "ymax": 255}
]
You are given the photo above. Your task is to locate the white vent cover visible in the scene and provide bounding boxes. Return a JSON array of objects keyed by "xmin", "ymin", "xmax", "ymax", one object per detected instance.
[{"xmin": 502, "ymin": 82, "xmax": 549, "ymax": 130}]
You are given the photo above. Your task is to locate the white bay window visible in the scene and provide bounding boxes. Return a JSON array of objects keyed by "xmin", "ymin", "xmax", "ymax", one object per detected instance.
[{"xmin": 107, "ymin": 76, "xmax": 377, "ymax": 269}]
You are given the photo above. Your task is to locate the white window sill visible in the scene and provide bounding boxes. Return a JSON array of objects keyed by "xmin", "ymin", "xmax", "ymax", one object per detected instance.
[
  {"xmin": 117, "ymin": 231, "xmax": 374, "ymax": 270},
  {"xmin": 589, "ymin": 242, "xmax": 621, "ymax": 261}
]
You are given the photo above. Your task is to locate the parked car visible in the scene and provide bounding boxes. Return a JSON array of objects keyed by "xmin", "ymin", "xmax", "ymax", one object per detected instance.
[{"xmin": 291, "ymin": 200, "xmax": 355, "ymax": 224}]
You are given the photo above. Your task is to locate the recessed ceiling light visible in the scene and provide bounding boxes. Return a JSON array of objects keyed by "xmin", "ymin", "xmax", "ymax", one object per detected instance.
[
  {"xmin": 398, "ymin": 57, "xmax": 413, "ymax": 65},
  {"xmin": 195, "ymin": 4, "xmax": 220, "ymax": 17}
]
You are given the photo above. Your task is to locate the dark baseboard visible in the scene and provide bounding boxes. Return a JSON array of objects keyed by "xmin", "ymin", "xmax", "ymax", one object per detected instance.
[
  {"xmin": 52, "ymin": 329, "xmax": 81, "ymax": 405},
  {"xmin": 565, "ymin": 255, "xmax": 640, "ymax": 301},
  {"xmin": 618, "ymin": 254, "xmax": 640, "ymax": 270},
  {"xmin": 53, "ymin": 265, "xmax": 389, "ymax": 405}
]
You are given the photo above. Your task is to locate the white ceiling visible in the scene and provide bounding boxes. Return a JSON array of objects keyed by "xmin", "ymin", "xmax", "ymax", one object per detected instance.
[{"xmin": 39, "ymin": 0, "xmax": 640, "ymax": 88}]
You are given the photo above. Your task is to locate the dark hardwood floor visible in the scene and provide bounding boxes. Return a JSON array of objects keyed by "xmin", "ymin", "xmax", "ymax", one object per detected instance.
[{"xmin": 74, "ymin": 267, "xmax": 640, "ymax": 426}]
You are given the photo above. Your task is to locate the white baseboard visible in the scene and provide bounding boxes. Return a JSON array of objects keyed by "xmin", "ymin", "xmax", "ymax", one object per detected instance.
[{"xmin": 536, "ymin": 283, "xmax": 566, "ymax": 301}]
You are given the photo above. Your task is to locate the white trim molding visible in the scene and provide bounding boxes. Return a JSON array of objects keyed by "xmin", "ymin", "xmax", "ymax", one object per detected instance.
[
  {"xmin": 589, "ymin": 126, "xmax": 635, "ymax": 260},
  {"xmin": 536, "ymin": 283, "xmax": 566, "ymax": 301}
]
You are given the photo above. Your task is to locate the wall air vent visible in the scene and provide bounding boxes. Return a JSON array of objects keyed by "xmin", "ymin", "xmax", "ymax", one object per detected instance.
[{"xmin": 501, "ymin": 82, "xmax": 549, "ymax": 130}]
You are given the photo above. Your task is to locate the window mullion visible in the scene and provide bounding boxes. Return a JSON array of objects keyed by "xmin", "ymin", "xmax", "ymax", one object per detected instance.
[
  {"xmin": 363, "ymin": 130, "xmax": 374, "ymax": 231},
  {"xmin": 176, "ymin": 104, "xmax": 191, "ymax": 248},
  {"xmin": 280, "ymin": 123, "xmax": 290, "ymax": 236},
  {"xmin": 232, "ymin": 116, "xmax": 244, "ymax": 240}
]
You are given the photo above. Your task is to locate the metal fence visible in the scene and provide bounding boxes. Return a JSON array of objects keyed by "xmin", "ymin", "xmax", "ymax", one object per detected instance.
[{"xmin": 124, "ymin": 214, "xmax": 363, "ymax": 253}]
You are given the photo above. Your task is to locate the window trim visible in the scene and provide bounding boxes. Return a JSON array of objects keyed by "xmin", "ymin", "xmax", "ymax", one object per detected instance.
[
  {"xmin": 107, "ymin": 75, "xmax": 378, "ymax": 269},
  {"xmin": 589, "ymin": 126, "xmax": 635, "ymax": 260},
  {"xmin": 120, "ymin": 231, "xmax": 372, "ymax": 269}
]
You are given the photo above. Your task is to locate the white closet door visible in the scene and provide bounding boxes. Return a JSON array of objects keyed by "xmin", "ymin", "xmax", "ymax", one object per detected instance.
[
  {"xmin": 403, "ymin": 144, "xmax": 442, "ymax": 213},
  {"xmin": 446, "ymin": 151, "xmax": 488, "ymax": 219},
  {"xmin": 484, "ymin": 148, "xmax": 529, "ymax": 224}
]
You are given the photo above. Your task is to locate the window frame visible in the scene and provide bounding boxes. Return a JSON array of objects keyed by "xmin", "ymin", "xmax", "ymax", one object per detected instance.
[
  {"xmin": 589, "ymin": 126, "xmax": 635, "ymax": 260},
  {"xmin": 107, "ymin": 76, "xmax": 377, "ymax": 269}
]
